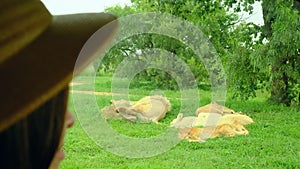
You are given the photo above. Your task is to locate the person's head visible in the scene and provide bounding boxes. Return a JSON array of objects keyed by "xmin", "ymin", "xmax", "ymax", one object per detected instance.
[
  {"xmin": 0, "ymin": 1, "xmax": 118, "ymax": 168},
  {"xmin": 0, "ymin": 87, "xmax": 72, "ymax": 169}
]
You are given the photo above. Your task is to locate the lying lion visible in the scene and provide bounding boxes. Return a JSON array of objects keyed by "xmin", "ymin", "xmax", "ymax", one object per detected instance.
[
  {"xmin": 116, "ymin": 95, "xmax": 171, "ymax": 123},
  {"xmin": 178, "ymin": 121, "xmax": 249, "ymax": 142},
  {"xmin": 170, "ymin": 112, "xmax": 253, "ymax": 129},
  {"xmin": 101, "ymin": 95, "xmax": 171, "ymax": 123},
  {"xmin": 194, "ymin": 113, "xmax": 254, "ymax": 126}
]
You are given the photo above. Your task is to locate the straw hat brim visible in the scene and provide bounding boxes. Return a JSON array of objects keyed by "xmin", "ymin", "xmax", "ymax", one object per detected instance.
[{"xmin": 0, "ymin": 12, "xmax": 118, "ymax": 131}]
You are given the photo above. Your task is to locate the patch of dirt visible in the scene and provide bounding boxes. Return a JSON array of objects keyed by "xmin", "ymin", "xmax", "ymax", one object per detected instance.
[
  {"xmin": 70, "ymin": 82, "xmax": 85, "ymax": 86},
  {"xmin": 70, "ymin": 90, "xmax": 123, "ymax": 96}
]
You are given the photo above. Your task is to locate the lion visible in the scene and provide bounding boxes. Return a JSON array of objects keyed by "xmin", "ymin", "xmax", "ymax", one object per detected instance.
[
  {"xmin": 194, "ymin": 113, "xmax": 254, "ymax": 127},
  {"xmin": 170, "ymin": 112, "xmax": 253, "ymax": 129},
  {"xmin": 178, "ymin": 121, "xmax": 249, "ymax": 142},
  {"xmin": 115, "ymin": 95, "xmax": 171, "ymax": 123},
  {"xmin": 100, "ymin": 95, "xmax": 171, "ymax": 123}
]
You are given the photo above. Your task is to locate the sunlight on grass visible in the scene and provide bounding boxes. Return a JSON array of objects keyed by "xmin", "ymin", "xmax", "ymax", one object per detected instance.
[{"xmin": 63, "ymin": 75, "xmax": 300, "ymax": 169}]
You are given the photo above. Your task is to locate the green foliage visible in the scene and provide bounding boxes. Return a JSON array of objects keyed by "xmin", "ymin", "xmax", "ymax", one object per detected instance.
[
  {"xmin": 252, "ymin": 0, "xmax": 300, "ymax": 106},
  {"xmin": 218, "ymin": 0, "xmax": 299, "ymax": 106},
  {"xmin": 225, "ymin": 22, "xmax": 264, "ymax": 100},
  {"xmin": 101, "ymin": 0, "xmax": 300, "ymax": 107},
  {"xmin": 101, "ymin": 33, "xmax": 209, "ymax": 90},
  {"xmin": 101, "ymin": 0, "xmax": 240, "ymax": 91},
  {"xmin": 223, "ymin": 0, "xmax": 258, "ymax": 13},
  {"xmin": 269, "ymin": 1, "xmax": 300, "ymax": 104}
]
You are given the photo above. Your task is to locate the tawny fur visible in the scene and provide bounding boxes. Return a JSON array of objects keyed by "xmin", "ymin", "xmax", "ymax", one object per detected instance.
[
  {"xmin": 170, "ymin": 112, "xmax": 253, "ymax": 128},
  {"xmin": 178, "ymin": 122, "xmax": 249, "ymax": 142},
  {"xmin": 100, "ymin": 95, "xmax": 171, "ymax": 123},
  {"xmin": 132, "ymin": 95, "xmax": 171, "ymax": 121},
  {"xmin": 194, "ymin": 113, "xmax": 254, "ymax": 127},
  {"xmin": 116, "ymin": 95, "xmax": 171, "ymax": 123},
  {"xmin": 195, "ymin": 102, "xmax": 236, "ymax": 116}
]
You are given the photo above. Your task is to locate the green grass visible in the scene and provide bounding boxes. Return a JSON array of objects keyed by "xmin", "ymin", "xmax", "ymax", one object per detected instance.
[{"xmin": 63, "ymin": 75, "xmax": 300, "ymax": 169}]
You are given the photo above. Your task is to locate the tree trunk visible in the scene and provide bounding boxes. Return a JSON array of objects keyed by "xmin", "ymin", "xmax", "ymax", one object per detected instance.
[
  {"xmin": 262, "ymin": 0, "xmax": 296, "ymax": 106},
  {"xmin": 269, "ymin": 59, "xmax": 290, "ymax": 106}
]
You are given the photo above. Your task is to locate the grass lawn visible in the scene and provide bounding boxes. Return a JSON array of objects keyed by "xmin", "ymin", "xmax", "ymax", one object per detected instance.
[{"xmin": 61, "ymin": 76, "xmax": 300, "ymax": 169}]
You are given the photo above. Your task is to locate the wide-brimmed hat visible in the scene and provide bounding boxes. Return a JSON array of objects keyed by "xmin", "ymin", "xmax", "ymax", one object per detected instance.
[{"xmin": 0, "ymin": 0, "xmax": 118, "ymax": 131}]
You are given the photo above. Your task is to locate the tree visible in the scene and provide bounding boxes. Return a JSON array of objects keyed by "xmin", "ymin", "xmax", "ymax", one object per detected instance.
[
  {"xmin": 103, "ymin": 0, "xmax": 242, "ymax": 90},
  {"xmin": 103, "ymin": 0, "xmax": 300, "ymax": 107},
  {"xmin": 224, "ymin": 0, "xmax": 300, "ymax": 107},
  {"xmin": 260, "ymin": 0, "xmax": 300, "ymax": 106}
]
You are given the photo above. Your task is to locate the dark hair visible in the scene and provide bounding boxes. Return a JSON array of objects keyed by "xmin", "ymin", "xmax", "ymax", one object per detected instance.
[{"xmin": 0, "ymin": 87, "xmax": 69, "ymax": 169}]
